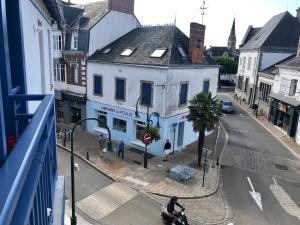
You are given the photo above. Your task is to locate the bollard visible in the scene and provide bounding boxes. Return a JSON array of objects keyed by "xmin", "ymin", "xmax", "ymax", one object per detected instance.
[{"xmin": 87, "ymin": 152, "xmax": 89, "ymax": 161}]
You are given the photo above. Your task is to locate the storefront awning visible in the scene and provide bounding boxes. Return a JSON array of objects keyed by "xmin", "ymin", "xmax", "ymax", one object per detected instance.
[
  {"xmin": 269, "ymin": 93, "xmax": 300, "ymax": 107},
  {"xmin": 62, "ymin": 91, "xmax": 86, "ymax": 103}
]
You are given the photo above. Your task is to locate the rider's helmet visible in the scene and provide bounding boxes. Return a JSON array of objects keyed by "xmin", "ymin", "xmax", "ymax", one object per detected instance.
[{"xmin": 171, "ymin": 196, "xmax": 178, "ymax": 202}]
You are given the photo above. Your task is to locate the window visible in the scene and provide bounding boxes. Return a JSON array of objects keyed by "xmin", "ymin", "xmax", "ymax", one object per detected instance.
[
  {"xmin": 203, "ymin": 80, "xmax": 210, "ymax": 94},
  {"xmin": 53, "ymin": 34, "xmax": 62, "ymax": 50},
  {"xmin": 244, "ymin": 78, "xmax": 249, "ymax": 93},
  {"xmin": 247, "ymin": 57, "xmax": 252, "ymax": 70},
  {"xmin": 140, "ymin": 81, "xmax": 153, "ymax": 106},
  {"xmin": 121, "ymin": 48, "xmax": 135, "ymax": 56},
  {"xmin": 72, "ymin": 32, "xmax": 78, "ymax": 50},
  {"xmin": 115, "ymin": 78, "xmax": 126, "ymax": 101},
  {"xmin": 94, "ymin": 75, "xmax": 103, "ymax": 96},
  {"xmin": 113, "ymin": 118, "xmax": 127, "ymax": 133},
  {"xmin": 242, "ymin": 57, "xmax": 246, "ymax": 70},
  {"xmin": 279, "ymin": 78, "xmax": 291, "ymax": 95},
  {"xmin": 136, "ymin": 121, "xmax": 146, "ymax": 141},
  {"xmin": 238, "ymin": 76, "xmax": 244, "ymax": 90},
  {"xmin": 239, "ymin": 57, "xmax": 243, "ymax": 66},
  {"xmin": 56, "ymin": 100, "xmax": 64, "ymax": 118},
  {"xmin": 53, "ymin": 64, "xmax": 66, "ymax": 82},
  {"xmin": 259, "ymin": 82, "xmax": 272, "ymax": 103},
  {"xmin": 150, "ymin": 49, "xmax": 167, "ymax": 58},
  {"xmin": 179, "ymin": 82, "xmax": 188, "ymax": 105},
  {"xmin": 289, "ymin": 79, "xmax": 298, "ymax": 96},
  {"xmin": 70, "ymin": 63, "xmax": 79, "ymax": 84},
  {"xmin": 177, "ymin": 46, "xmax": 187, "ymax": 58},
  {"xmin": 97, "ymin": 110, "xmax": 107, "ymax": 128}
]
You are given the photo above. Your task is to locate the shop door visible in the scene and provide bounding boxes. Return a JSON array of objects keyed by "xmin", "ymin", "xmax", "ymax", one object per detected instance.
[
  {"xmin": 71, "ymin": 106, "xmax": 81, "ymax": 123},
  {"xmin": 177, "ymin": 122, "xmax": 184, "ymax": 147}
]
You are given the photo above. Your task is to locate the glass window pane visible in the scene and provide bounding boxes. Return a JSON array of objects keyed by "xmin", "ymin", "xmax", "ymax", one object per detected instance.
[
  {"xmin": 97, "ymin": 111, "xmax": 107, "ymax": 128},
  {"xmin": 136, "ymin": 122, "xmax": 146, "ymax": 141},
  {"xmin": 94, "ymin": 75, "xmax": 102, "ymax": 95},
  {"xmin": 116, "ymin": 79, "xmax": 125, "ymax": 100},
  {"xmin": 179, "ymin": 83, "xmax": 188, "ymax": 105},
  {"xmin": 113, "ymin": 118, "xmax": 127, "ymax": 132},
  {"xmin": 141, "ymin": 82, "xmax": 152, "ymax": 105}
]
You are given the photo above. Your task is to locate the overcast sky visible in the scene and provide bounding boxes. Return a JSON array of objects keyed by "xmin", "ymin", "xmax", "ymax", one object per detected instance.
[{"xmin": 66, "ymin": 0, "xmax": 299, "ymax": 47}]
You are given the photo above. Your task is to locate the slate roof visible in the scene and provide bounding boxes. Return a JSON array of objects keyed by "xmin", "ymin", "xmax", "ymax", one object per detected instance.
[
  {"xmin": 63, "ymin": 1, "xmax": 109, "ymax": 30},
  {"xmin": 239, "ymin": 26, "xmax": 261, "ymax": 47},
  {"xmin": 44, "ymin": 0, "xmax": 62, "ymax": 23},
  {"xmin": 89, "ymin": 25, "xmax": 215, "ymax": 67},
  {"xmin": 277, "ymin": 56, "xmax": 300, "ymax": 69},
  {"xmin": 241, "ymin": 11, "xmax": 300, "ymax": 50},
  {"xmin": 206, "ymin": 47, "xmax": 231, "ymax": 57}
]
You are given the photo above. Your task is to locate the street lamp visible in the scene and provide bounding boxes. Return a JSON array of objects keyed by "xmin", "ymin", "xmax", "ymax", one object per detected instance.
[
  {"xmin": 70, "ymin": 117, "xmax": 113, "ymax": 225},
  {"xmin": 134, "ymin": 94, "xmax": 160, "ymax": 168}
]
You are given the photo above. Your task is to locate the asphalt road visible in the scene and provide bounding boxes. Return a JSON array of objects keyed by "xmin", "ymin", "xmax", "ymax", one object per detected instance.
[
  {"xmin": 57, "ymin": 147, "xmax": 166, "ymax": 225},
  {"xmin": 219, "ymin": 94, "xmax": 300, "ymax": 225}
]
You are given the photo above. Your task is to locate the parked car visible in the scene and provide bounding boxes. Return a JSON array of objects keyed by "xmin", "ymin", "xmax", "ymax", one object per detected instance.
[{"xmin": 222, "ymin": 100, "xmax": 235, "ymax": 113}]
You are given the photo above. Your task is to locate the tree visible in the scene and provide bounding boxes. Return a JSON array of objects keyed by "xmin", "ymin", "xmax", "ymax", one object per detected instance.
[
  {"xmin": 187, "ymin": 92, "xmax": 222, "ymax": 167},
  {"xmin": 214, "ymin": 56, "xmax": 238, "ymax": 74}
]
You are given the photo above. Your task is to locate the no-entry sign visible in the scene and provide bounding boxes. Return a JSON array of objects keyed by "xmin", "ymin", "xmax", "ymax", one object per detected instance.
[{"xmin": 143, "ymin": 133, "xmax": 152, "ymax": 144}]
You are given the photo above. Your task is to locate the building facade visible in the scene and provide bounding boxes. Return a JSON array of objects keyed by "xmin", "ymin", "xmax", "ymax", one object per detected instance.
[
  {"xmin": 54, "ymin": 0, "xmax": 140, "ymax": 127},
  {"xmin": 86, "ymin": 23, "xmax": 219, "ymax": 156}
]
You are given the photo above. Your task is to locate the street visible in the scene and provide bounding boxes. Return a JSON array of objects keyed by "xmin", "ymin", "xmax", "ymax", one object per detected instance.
[
  {"xmin": 57, "ymin": 147, "xmax": 166, "ymax": 225},
  {"xmin": 219, "ymin": 94, "xmax": 300, "ymax": 225}
]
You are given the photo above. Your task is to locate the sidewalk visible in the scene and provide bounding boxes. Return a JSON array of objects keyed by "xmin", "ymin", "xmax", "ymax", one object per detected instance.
[{"xmin": 225, "ymin": 92, "xmax": 300, "ymax": 160}]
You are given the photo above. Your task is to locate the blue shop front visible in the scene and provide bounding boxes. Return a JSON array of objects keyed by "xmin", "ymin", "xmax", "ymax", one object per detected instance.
[{"xmin": 86, "ymin": 101, "xmax": 199, "ymax": 156}]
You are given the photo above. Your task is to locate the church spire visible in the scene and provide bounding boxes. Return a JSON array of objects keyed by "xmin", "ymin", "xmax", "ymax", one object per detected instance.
[{"xmin": 227, "ymin": 18, "xmax": 236, "ymax": 54}]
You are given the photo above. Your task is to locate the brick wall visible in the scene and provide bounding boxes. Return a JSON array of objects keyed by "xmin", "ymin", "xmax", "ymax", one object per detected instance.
[
  {"xmin": 63, "ymin": 53, "xmax": 86, "ymax": 87},
  {"xmin": 108, "ymin": 0, "xmax": 134, "ymax": 15},
  {"xmin": 188, "ymin": 22, "xmax": 205, "ymax": 64}
]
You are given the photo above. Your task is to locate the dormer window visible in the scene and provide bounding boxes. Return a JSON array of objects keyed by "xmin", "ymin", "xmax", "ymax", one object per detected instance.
[
  {"xmin": 150, "ymin": 48, "xmax": 167, "ymax": 58},
  {"xmin": 102, "ymin": 47, "xmax": 111, "ymax": 54},
  {"xmin": 177, "ymin": 46, "xmax": 187, "ymax": 58},
  {"xmin": 72, "ymin": 32, "xmax": 78, "ymax": 50},
  {"xmin": 121, "ymin": 48, "xmax": 135, "ymax": 56}
]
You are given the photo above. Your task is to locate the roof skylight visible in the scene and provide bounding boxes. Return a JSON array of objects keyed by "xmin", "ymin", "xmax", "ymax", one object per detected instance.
[
  {"xmin": 120, "ymin": 48, "xmax": 135, "ymax": 56},
  {"xmin": 150, "ymin": 49, "xmax": 167, "ymax": 58},
  {"xmin": 102, "ymin": 47, "xmax": 111, "ymax": 54},
  {"xmin": 177, "ymin": 46, "xmax": 187, "ymax": 58}
]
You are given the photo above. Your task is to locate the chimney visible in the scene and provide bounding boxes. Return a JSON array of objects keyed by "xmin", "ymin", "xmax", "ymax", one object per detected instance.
[
  {"xmin": 297, "ymin": 36, "xmax": 300, "ymax": 57},
  {"xmin": 108, "ymin": 0, "xmax": 134, "ymax": 15},
  {"xmin": 188, "ymin": 22, "xmax": 205, "ymax": 64},
  {"xmin": 297, "ymin": 7, "xmax": 300, "ymax": 23}
]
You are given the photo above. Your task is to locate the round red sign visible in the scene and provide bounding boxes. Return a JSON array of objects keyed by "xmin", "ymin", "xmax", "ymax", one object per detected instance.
[{"xmin": 143, "ymin": 133, "xmax": 152, "ymax": 144}]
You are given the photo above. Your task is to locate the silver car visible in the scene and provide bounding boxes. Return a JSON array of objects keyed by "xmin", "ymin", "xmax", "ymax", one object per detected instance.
[{"xmin": 222, "ymin": 100, "xmax": 235, "ymax": 113}]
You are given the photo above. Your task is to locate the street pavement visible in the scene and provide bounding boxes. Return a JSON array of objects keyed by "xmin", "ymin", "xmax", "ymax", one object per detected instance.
[{"xmin": 219, "ymin": 93, "xmax": 300, "ymax": 225}]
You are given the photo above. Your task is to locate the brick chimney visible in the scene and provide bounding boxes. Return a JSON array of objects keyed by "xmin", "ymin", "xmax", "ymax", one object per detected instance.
[
  {"xmin": 108, "ymin": 0, "xmax": 134, "ymax": 15},
  {"xmin": 188, "ymin": 23, "xmax": 205, "ymax": 64},
  {"xmin": 297, "ymin": 7, "xmax": 300, "ymax": 23},
  {"xmin": 297, "ymin": 36, "xmax": 300, "ymax": 57}
]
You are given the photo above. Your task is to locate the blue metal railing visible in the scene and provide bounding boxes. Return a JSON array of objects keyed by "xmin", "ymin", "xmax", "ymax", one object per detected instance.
[{"xmin": 0, "ymin": 94, "xmax": 63, "ymax": 225}]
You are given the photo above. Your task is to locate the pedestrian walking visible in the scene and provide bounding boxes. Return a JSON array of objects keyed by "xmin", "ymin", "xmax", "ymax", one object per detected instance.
[
  {"xmin": 98, "ymin": 134, "xmax": 107, "ymax": 158},
  {"xmin": 118, "ymin": 139, "xmax": 125, "ymax": 159},
  {"xmin": 163, "ymin": 139, "xmax": 171, "ymax": 161}
]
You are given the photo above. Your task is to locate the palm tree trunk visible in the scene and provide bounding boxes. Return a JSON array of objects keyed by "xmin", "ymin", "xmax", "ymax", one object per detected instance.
[{"xmin": 197, "ymin": 129, "xmax": 205, "ymax": 167}]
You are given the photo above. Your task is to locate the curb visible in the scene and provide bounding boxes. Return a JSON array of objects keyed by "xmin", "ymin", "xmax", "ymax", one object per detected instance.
[
  {"xmin": 223, "ymin": 93, "xmax": 300, "ymax": 161},
  {"xmin": 57, "ymin": 144, "xmax": 116, "ymax": 182}
]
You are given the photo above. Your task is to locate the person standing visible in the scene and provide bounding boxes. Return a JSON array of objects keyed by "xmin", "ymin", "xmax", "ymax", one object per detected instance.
[
  {"xmin": 118, "ymin": 139, "xmax": 125, "ymax": 159},
  {"xmin": 163, "ymin": 139, "xmax": 171, "ymax": 161},
  {"xmin": 98, "ymin": 134, "xmax": 107, "ymax": 158}
]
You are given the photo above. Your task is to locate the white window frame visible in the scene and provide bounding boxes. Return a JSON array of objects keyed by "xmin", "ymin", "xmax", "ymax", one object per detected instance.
[
  {"xmin": 53, "ymin": 34, "xmax": 62, "ymax": 50},
  {"xmin": 72, "ymin": 32, "xmax": 78, "ymax": 50},
  {"xmin": 71, "ymin": 63, "xmax": 79, "ymax": 84},
  {"xmin": 53, "ymin": 64, "xmax": 66, "ymax": 82}
]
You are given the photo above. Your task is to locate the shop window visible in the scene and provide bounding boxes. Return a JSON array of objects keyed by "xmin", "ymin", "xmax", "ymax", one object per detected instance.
[
  {"xmin": 179, "ymin": 82, "xmax": 188, "ymax": 105},
  {"xmin": 203, "ymin": 80, "xmax": 210, "ymax": 94},
  {"xmin": 140, "ymin": 81, "xmax": 153, "ymax": 106},
  {"xmin": 113, "ymin": 118, "xmax": 127, "ymax": 133},
  {"xmin": 97, "ymin": 110, "xmax": 107, "ymax": 128},
  {"xmin": 115, "ymin": 78, "xmax": 126, "ymax": 101},
  {"xmin": 136, "ymin": 121, "xmax": 146, "ymax": 141},
  {"xmin": 94, "ymin": 75, "xmax": 103, "ymax": 96}
]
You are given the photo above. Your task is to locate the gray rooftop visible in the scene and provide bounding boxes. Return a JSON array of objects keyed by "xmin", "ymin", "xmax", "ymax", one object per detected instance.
[
  {"xmin": 277, "ymin": 56, "xmax": 300, "ymax": 69},
  {"xmin": 89, "ymin": 25, "xmax": 216, "ymax": 67}
]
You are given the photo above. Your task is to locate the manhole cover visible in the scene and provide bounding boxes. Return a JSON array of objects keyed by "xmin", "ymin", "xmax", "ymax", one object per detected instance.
[
  {"xmin": 275, "ymin": 164, "xmax": 288, "ymax": 171},
  {"xmin": 133, "ymin": 160, "xmax": 142, "ymax": 165}
]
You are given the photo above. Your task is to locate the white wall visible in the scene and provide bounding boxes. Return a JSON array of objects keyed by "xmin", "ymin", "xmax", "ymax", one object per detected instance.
[
  {"xmin": 87, "ymin": 62, "xmax": 219, "ymax": 118},
  {"xmin": 88, "ymin": 11, "xmax": 139, "ymax": 56},
  {"xmin": 237, "ymin": 50, "xmax": 259, "ymax": 85},
  {"xmin": 54, "ymin": 82, "xmax": 86, "ymax": 94},
  {"xmin": 261, "ymin": 53, "xmax": 294, "ymax": 71},
  {"xmin": 21, "ymin": 0, "xmax": 54, "ymax": 111}
]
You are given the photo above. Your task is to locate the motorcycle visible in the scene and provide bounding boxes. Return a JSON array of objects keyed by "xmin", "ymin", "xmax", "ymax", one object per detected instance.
[{"xmin": 161, "ymin": 206, "xmax": 189, "ymax": 225}]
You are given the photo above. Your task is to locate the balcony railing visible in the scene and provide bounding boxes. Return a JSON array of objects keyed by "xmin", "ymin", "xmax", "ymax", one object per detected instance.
[{"xmin": 0, "ymin": 94, "xmax": 64, "ymax": 225}]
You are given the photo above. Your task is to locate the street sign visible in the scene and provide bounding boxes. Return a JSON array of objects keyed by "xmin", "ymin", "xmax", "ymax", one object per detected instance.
[{"xmin": 143, "ymin": 133, "xmax": 152, "ymax": 144}]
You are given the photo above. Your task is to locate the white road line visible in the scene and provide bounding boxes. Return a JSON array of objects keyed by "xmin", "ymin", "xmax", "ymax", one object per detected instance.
[
  {"xmin": 240, "ymin": 114, "xmax": 245, "ymax": 117},
  {"xmin": 247, "ymin": 177, "xmax": 263, "ymax": 211},
  {"xmin": 224, "ymin": 127, "xmax": 272, "ymax": 136},
  {"xmin": 273, "ymin": 177, "xmax": 278, "ymax": 186},
  {"xmin": 125, "ymin": 176, "xmax": 149, "ymax": 187}
]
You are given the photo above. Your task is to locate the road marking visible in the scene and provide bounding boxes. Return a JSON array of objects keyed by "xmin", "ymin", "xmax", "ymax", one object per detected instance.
[
  {"xmin": 224, "ymin": 127, "xmax": 272, "ymax": 136},
  {"xmin": 270, "ymin": 183, "xmax": 300, "ymax": 221},
  {"xmin": 247, "ymin": 177, "xmax": 263, "ymax": 211},
  {"xmin": 273, "ymin": 177, "xmax": 278, "ymax": 186},
  {"xmin": 240, "ymin": 114, "xmax": 245, "ymax": 117},
  {"xmin": 125, "ymin": 176, "xmax": 149, "ymax": 187}
]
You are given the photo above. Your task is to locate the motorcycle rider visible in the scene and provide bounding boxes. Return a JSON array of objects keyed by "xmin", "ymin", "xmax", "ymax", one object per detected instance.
[{"xmin": 167, "ymin": 196, "xmax": 184, "ymax": 225}]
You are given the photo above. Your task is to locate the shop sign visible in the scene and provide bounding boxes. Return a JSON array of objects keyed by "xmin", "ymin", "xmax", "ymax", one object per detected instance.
[
  {"xmin": 279, "ymin": 103, "xmax": 286, "ymax": 113},
  {"xmin": 101, "ymin": 105, "xmax": 134, "ymax": 118}
]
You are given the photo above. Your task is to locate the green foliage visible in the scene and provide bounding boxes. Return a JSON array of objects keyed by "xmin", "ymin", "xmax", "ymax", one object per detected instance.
[
  {"xmin": 144, "ymin": 126, "xmax": 160, "ymax": 143},
  {"xmin": 214, "ymin": 56, "xmax": 238, "ymax": 74}
]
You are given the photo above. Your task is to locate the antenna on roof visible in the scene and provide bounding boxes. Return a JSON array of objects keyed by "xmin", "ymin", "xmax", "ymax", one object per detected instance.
[{"xmin": 200, "ymin": 0, "xmax": 208, "ymax": 25}]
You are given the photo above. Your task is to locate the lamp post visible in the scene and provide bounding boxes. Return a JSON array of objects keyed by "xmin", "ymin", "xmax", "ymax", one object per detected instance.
[
  {"xmin": 70, "ymin": 117, "xmax": 113, "ymax": 225},
  {"xmin": 134, "ymin": 95, "xmax": 160, "ymax": 168}
]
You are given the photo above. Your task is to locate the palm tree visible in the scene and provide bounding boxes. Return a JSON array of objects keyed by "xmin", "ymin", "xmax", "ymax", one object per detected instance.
[{"xmin": 187, "ymin": 92, "xmax": 222, "ymax": 167}]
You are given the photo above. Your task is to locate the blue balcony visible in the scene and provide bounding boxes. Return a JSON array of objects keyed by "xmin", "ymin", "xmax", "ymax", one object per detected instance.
[{"xmin": 0, "ymin": 94, "xmax": 65, "ymax": 225}]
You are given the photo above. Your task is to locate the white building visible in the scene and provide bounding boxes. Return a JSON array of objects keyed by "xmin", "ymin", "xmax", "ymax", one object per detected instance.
[
  {"xmin": 54, "ymin": 0, "xmax": 139, "ymax": 126},
  {"xmin": 236, "ymin": 11, "xmax": 300, "ymax": 107},
  {"xmin": 86, "ymin": 23, "xmax": 219, "ymax": 156}
]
